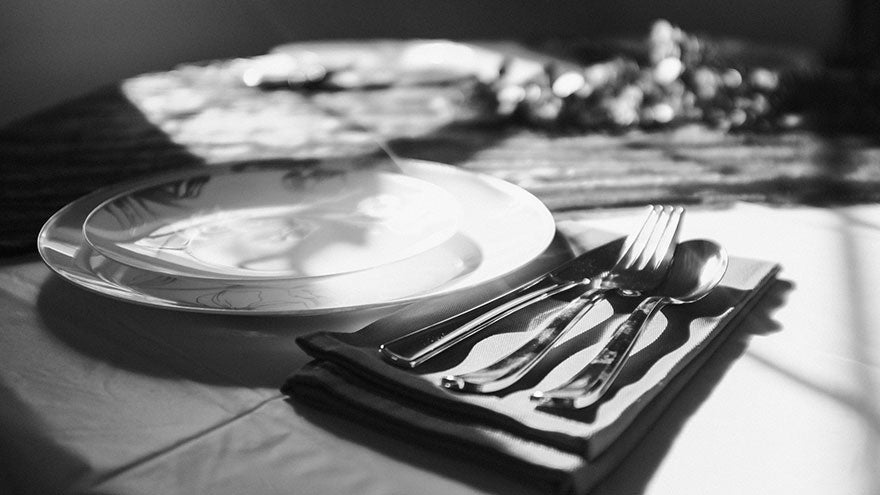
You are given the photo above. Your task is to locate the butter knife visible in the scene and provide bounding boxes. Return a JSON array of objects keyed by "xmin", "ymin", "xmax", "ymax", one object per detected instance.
[{"xmin": 378, "ymin": 238, "xmax": 620, "ymax": 368}]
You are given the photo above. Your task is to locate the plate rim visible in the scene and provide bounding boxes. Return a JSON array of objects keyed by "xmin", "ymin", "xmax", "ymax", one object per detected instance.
[{"xmin": 38, "ymin": 159, "xmax": 556, "ymax": 315}]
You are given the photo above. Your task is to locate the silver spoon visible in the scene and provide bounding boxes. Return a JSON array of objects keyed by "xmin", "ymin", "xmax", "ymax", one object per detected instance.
[{"xmin": 531, "ymin": 239, "xmax": 728, "ymax": 409}]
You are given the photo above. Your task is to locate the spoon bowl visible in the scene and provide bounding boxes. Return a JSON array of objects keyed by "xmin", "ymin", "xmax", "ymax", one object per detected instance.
[
  {"xmin": 532, "ymin": 239, "xmax": 729, "ymax": 409},
  {"xmin": 655, "ymin": 239, "xmax": 728, "ymax": 305}
]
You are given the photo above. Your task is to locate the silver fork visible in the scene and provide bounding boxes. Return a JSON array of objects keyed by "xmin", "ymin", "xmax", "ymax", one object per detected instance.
[{"xmin": 440, "ymin": 205, "xmax": 684, "ymax": 393}]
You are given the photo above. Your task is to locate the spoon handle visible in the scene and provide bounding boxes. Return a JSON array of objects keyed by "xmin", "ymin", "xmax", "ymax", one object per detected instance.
[{"xmin": 531, "ymin": 296, "xmax": 666, "ymax": 409}]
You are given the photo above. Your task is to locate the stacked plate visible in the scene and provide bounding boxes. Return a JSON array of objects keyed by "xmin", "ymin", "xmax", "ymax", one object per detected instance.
[{"xmin": 38, "ymin": 157, "xmax": 555, "ymax": 314}]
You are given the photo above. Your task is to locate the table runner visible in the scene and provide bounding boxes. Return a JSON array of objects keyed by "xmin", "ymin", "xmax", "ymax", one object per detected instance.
[{"xmin": 4, "ymin": 38, "xmax": 880, "ymax": 256}]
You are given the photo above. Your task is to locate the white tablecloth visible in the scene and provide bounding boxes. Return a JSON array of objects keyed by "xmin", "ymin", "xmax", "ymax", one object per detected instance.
[{"xmin": 1, "ymin": 202, "xmax": 878, "ymax": 495}]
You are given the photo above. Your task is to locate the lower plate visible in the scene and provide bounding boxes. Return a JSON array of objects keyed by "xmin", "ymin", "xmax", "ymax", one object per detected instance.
[{"xmin": 38, "ymin": 160, "xmax": 555, "ymax": 314}]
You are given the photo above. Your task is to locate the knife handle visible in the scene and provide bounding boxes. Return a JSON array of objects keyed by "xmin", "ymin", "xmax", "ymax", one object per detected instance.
[{"xmin": 379, "ymin": 279, "xmax": 583, "ymax": 368}]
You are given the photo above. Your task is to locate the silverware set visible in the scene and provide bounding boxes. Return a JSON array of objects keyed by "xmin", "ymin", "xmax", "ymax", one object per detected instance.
[{"xmin": 379, "ymin": 205, "xmax": 729, "ymax": 409}]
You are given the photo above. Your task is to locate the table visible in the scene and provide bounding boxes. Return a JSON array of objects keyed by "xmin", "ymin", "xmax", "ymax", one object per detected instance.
[{"xmin": 2, "ymin": 40, "xmax": 880, "ymax": 494}]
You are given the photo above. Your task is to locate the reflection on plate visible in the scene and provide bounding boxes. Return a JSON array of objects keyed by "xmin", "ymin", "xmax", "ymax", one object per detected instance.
[
  {"xmin": 39, "ymin": 160, "xmax": 555, "ymax": 314},
  {"xmin": 83, "ymin": 165, "xmax": 461, "ymax": 280}
]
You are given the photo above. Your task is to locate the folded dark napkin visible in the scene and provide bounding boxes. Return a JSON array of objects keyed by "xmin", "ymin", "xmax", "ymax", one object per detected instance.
[{"xmin": 283, "ymin": 237, "xmax": 779, "ymax": 494}]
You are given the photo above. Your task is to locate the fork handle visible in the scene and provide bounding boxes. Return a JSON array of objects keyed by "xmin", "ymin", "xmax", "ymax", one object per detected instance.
[
  {"xmin": 440, "ymin": 288, "xmax": 608, "ymax": 393},
  {"xmin": 379, "ymin": 280, "xmax": 583, "ymax": 368},
  {"xmin": 531, "ymin": 296, "xmax": 666, "ymax": 409}
]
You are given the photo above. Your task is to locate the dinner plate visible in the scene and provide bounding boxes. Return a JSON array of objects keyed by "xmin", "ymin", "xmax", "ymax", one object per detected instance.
[
  {"xmin": 83, "ymin": 164, "xmax": 461, "ymax": 280},
  {"xmin": 38, "ymin": 159, "xmax": 555, "ymax": 315}
]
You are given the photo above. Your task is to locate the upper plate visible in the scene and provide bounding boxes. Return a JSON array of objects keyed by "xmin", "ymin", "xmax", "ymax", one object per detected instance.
[
  {"xmin": 83, "ymin": 164, "xmax": 461, "ymax": 280},
  {"xmin": 39, "ymin": 159, "xmax": 555, "ymax": 315}
]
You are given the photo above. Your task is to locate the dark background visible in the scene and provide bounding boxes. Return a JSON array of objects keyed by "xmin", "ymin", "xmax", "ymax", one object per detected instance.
[{"xmin": 0, "ymin": 0, "xmax": 849, "ymax": 127}]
